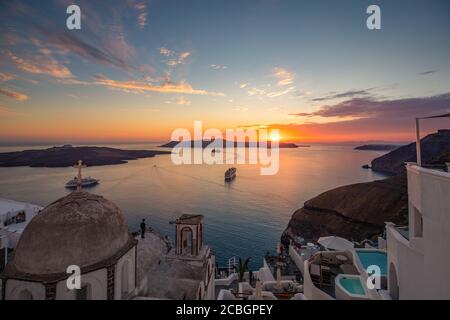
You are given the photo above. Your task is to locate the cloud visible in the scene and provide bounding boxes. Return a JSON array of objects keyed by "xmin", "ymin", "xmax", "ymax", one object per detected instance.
[
  {"xmin": 31, "ymin": 26, "xmax": 132, "ymax": 71},
  {"xmin": 159, "ymin": 47, "xmax": 174, "ymax": 57},
  {"xmin": 418, "ymin": 70, "xmax": 438, "ymax": 76},
  {"xmin": 266, "ymin": 86, "xmax": 295, "ymax": 98},
  {"xmin": 239, "ymin": 83, "xmax": 249, "ymax": 89},
  {"xmin": 240, "ymin": 92, "xmax": 450, "ymax": 142},
  {"xmin": 311, "ymin": 89, "xmax": 373, "ymax": 102},
  {"xmin": 159, "ymin": 47, "xmax": 191, "ymax": 66},
  {"xmin": 138, "ymin": 13, "xmax": 147, "ymax": 28},
  {"xmin": 273, "ymin": 67, "xmax": 294, "ymax": 86},
  {"xmin": 247, "ymin": 87, "xmax": 266, "ymax": 96},
  {"xmin": 166, "ymin": 51, "xmax": 191, "ymax": 66},
  {"xmin": 93, "ymin": 75, "xmax": 224, "ymax": 96},
  {"xmin": 232, "ymin": 106, "xmax": 249, "ymax": 112},
  {"xmin": 130, "ymin": 1, "xmax": 147, "ymax": 28},
  {"xmin": 175, "ymin": 96, "xmax": 191, "ymax": 105},
  {"xmin": 289, "ymin": 92, "xmax": 450, "ymax": 121},
  {"xmin": 0, "ymin": 87, "xmax": 29, "ymax": 101},
  {"xmin": 0, "ymin": 72, "xmax": 16, "ymax": 82},
  {"xmin": 7, "ymin": 51, "xmax": 73, "ymax": 79},
  {"xmin": 210, "ymin": 64, "xmax": 228, "ymax": 70}
]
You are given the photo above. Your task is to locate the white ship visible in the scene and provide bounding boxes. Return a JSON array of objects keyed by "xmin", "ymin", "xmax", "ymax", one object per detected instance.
[
  {"xmin": 224, "ymin": 167, "xmax": 236, "ymax": 181},
  {"xmin": 65, "ymin": 177, "xmax": 99, "ymax": 189}
]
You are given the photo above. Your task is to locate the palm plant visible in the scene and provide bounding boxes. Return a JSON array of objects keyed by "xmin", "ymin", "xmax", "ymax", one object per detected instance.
[{"xmin": 238, "ymin": 257, "xmax": 251, "ymax": 282}]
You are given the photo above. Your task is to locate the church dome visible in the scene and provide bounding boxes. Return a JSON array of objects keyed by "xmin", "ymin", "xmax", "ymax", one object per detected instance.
[{"xmin": 6, "ymin": 191, "xmax": 130, "ymax": 276}]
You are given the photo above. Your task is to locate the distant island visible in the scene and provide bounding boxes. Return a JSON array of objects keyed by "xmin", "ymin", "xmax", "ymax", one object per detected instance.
[
  {"xmin": 0, "ymin": 145, "xmax": 171, "ymax": 167},
  {"xmin": 354, "ymin": 144, "xmax": 401, "ymax": 151},
  {"xmin": 159, "ymin": 139, "xmax": 298, "ymax": 149}
]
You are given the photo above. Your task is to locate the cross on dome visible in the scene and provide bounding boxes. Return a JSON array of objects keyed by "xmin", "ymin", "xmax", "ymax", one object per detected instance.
[{"xmin": 73, "ymin": 160, "xmax": 86, "ymax": 191}]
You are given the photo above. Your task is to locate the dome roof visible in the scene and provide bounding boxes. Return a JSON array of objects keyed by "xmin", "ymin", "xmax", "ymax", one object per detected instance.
[{"xmin": 6, "ymin": 191, "xmax": 130, "ymax": 276}]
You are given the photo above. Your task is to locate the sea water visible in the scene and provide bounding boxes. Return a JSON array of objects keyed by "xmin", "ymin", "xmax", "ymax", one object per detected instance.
[{"xmin": 0, "ymin": 143, "xmax": 387, "ymax": 269}]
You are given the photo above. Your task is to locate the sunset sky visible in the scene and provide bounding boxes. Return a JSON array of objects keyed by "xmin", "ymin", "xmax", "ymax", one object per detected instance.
[{"xmin": 0, "ymin": 0, "xmax": 449, "ymax": 143}]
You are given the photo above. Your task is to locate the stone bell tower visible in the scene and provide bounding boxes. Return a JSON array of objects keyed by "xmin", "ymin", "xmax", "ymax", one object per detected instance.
[{"xmin": 175, "ymin": 214, "xmax": 204, "ymax": 256}]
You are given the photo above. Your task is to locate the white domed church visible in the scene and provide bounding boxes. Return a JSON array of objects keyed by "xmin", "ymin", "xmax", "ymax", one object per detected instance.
[{"xmin": 1, "ymin": 191, "xmax": 138, "ymax": 300}]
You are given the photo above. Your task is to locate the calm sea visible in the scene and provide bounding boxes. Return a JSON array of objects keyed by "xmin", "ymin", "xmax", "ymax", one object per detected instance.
[{"xmin": 0, "ymin": 144, "xmax": 387, "ymax": 269}]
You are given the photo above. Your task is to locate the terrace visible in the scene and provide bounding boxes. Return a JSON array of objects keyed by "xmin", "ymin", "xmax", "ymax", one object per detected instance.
[
  {"xmin": 304, "ymin": 250, "xmax": 358, "ymax": 299},
  {"xmin": 264, "ymin": 252, "xmax": 303, "ymax": 282}
]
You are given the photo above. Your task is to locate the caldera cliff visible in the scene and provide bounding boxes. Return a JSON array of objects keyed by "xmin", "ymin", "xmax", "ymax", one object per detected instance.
[
  {"xmin": 282, "ymin": 174, "xmax": 408, "ymax": 242},
  {"xmin": 283, "ymin": 129, "xmax": 450, "ymax": 243}
]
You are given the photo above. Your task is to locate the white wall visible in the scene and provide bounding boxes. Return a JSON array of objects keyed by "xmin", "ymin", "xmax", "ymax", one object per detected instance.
[
  {"xmin": 386, "ymin": 224, "xmax": 423, "ymax": 299},
  {"xmin": 407, "ymin": 165, "xmax": 450, "ymax": 299},
  {"xmin": 56, "ymin": 268, "xmax": 108, "ymax": 300},
  {"xmin": 289, "ymin": 245, "xmax": 305, "ymax": 274},
  {"xmin": 204, "ymin": 255, "xmax": 215, "ymax": 300},
  {"xmin": 115, "ymin": 247, "xmax": 136, "ymax": 300},
  {"xmin": 302, "ymin": 261, "xmax": 334, "ymax": 300},
  {"xmin": 388, "ymin": 165, "xmax": 450, "ymax": 299}
]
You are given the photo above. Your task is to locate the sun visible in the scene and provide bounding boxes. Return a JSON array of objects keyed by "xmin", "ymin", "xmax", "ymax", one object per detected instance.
[{"xmin": 270, "ymin": 132, "xmax": 281, "ymax": 142}]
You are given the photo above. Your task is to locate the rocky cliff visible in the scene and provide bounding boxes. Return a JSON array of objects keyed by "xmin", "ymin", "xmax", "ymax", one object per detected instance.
[
  {"xmin": 282, "ymin": 174, "xmax": 408, "ymax": 242},
  {"xmin": 371, "ymin": 130, "xmax": 450, "ymax": 175},
  {"xmin": 283, "ymin": 129, "xmax": 450, "ymax": 243}
]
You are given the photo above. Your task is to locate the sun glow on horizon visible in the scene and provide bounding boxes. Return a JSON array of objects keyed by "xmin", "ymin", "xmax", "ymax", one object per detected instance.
[{"xmin": 270, "ymin": 132, "xmax": 281, "ymax": 142}]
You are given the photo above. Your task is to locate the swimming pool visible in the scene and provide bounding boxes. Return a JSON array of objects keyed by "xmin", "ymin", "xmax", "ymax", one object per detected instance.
[
  {"xmin": 340, "ymin": 276, "xmax": 365, "ymax": 295},
  {"xmin": 356, "ymin": 250, "xmax": 387, "ymax": 276},
  {"xmin": 335, "ymin": 274, "xmax": 368, "ymax": 299}
]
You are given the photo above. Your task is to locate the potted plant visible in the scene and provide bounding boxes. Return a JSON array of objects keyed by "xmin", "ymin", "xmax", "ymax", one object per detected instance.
[{"xmin": 238, "ymin": 257, "xmax": 251, "ymax": 282}]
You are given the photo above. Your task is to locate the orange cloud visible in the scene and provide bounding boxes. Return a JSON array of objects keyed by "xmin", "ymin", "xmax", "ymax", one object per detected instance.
[
  {"xmin": 0, "ymin": 87, "xmax": 29, "ymax": 101},
  {"xmin": 175, "ymin": 96, "xmax": 191, "ymax": 105},
  {"xmin": 273, "ymin": 67, "xmax": 294, "ymax": 86},
  {"xmin": 8, "ymin": 52, "xmax": 72, "ymax": 79},
  {"xmin": 93, "ymin": 75, "xmax": 224, "ymax": 96},
  {"xmin": 0, "ymin": 72, "xmax": 16, "ymax": 82}
]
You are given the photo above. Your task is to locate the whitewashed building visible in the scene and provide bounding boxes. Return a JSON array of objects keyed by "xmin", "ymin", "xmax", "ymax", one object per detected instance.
[
  {"xmin": 386, "ymin": 163, "xmax": 450, "ymax": 299},
  {"xmin": 0, "ymin": 198, "xmax": 42, "ymax": 249}
]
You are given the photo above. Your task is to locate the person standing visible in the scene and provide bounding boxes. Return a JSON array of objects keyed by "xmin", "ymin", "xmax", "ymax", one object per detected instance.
[{"xmin": 140, "ymin": 219, "xmax": 146, "ymax": 239}]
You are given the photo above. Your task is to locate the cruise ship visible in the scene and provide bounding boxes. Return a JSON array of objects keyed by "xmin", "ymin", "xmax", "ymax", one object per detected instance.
[
  {"xmin": 224, "ymin": 167, "xmax": 236, "ymax": 181},
  {"xmin": 65, "ymin": 177, "xmax": 100, "ymax": 189}
]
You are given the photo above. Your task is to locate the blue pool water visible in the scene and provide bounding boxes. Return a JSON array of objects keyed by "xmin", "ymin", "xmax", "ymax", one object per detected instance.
[
  {"xmin": 356, "ymin": 250, "xmax": 387, "ymax": 276},
  {"xmin": 339, "ymin": 277, "xmax": 366, "ymax": 296}
]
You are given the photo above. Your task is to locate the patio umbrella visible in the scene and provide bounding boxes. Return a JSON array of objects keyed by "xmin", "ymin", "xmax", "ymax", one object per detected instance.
[{"xmin": 317, "ymin": 236, "xmax": 354, "ymax": 251}]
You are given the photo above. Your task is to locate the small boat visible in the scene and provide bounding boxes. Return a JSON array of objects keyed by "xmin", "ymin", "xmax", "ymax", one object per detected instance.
[
  {"xmin": 224, "ymin": 167, "xmax": 236, "ymax": 181},
  {"xmin": 65, "ymin": 177, "xmax": 100, "ymax": 189}
]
